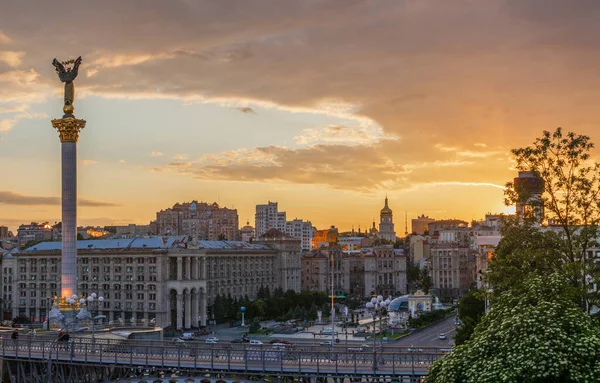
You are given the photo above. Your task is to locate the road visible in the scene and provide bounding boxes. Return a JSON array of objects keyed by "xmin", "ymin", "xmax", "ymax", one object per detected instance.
[{"xmin": 394, "ymin": 316, "xmax": 457, "ymax": 348}]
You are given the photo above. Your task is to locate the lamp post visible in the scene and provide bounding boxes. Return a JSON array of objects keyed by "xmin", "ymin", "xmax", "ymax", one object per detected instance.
[
  {"xmin": 365, "ymin": 295, "xmax": 390, "ymax": 373},
  {"xmin": 45, "ymin": 297, "xmax": 52, "ymax": 330},
  {"xmin": 240, "ymin": 306, "xmax": 246, "ymax": 327},
  {"xmin": 86, "ymin": 293, "xmax": 104, "ymax": 353}
]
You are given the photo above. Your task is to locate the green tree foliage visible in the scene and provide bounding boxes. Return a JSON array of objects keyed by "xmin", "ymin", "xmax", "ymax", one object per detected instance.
[
  {"xmin": 454, "ymin": 290, "xmax": 485, "ymax": 345},
  {"xmin": 421, "ymin": 267, "xmax": 432, "ymax": 294},
  {"xmin": 504, "ymin": 128, "xmax": 600, "ymax": 311},
  {"xmin": 210, "ymin": 290, "xmax": 331, "ymax": 323},
  {"xmin": 428, "ymin": 274, "xmax": 600, "ymax": 383},
  {"xmin": 486, "ymin": 217, "xmax": 568, "ymax": 298}
]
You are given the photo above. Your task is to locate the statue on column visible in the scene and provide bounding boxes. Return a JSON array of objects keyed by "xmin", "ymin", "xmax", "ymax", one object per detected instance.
[{"xmin": 52, "ymin": 56, "xmax": 82, "ymax": 117}]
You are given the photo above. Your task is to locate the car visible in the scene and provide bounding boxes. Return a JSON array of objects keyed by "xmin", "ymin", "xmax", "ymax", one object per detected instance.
[
  {"xmin": 320, "ymin": 340, "xmax": 332, "ymax": 346},
  {"xmin": 269, "ymin": 339, "xmax": 292, "ymax": 345},
  {"xmin": 322, "ymin": 328, "xmax": 334, "ymax": 334},
  {"xmin": 180, "ymin": 332, "xmax": 195, "ymax": 340},
  {"xmin": 455, "ymin": 321, "xmax": 462, "ymax": 327},
  {"xmin": 249, "ymin": 340, "xmax": 263, "ymax": 345},
  {"xmin": 231, "ymin": 338, "xmax": 244, "ymax": 343},
  {"xmin": 206, "ymin": 339, "xmax": 218, "ymax": 344},
  {"xmin": 439, "ymin": 332, "xmax": 447, "ymax": 340},
  {"xmin": 171, "ymin": 338, "xmax": 186, "ymax": 343}
]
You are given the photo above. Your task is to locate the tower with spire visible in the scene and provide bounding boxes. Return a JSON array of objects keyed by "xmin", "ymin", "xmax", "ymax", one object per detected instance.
[{"xmin": 378, "ymin": 196, "xmax": 396, "ymax": 242}]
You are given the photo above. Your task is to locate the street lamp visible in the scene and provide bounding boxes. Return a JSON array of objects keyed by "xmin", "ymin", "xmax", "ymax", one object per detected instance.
[
  {"xmin": 45, "ymin": 297, "xmax": 52, "ymax": 330},
  {"xmin": 86, "ymin": 293, "xmax": 105, "ymax": 353},
  {"xmin": 365, "ymin": 295, "xmax": 390, "ymax": 373},
  {"xmin": 240, "ymin": 306, "xmax": 246, "ymax": 327}
]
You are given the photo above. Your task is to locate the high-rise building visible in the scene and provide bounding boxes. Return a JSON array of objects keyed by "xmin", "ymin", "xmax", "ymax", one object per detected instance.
[
  {"xmin": 155, "ymin": 201, "xmax": 240, "ymax": 240},
  {"xmin": 378, "ymin": 197, "xmax": 396, "ymax": 242},
  {"xmin": 411, "ymin": 214, "xmax": 435, "ymax": 235},
  {"xmin": 285, "ymin": 219, "xmax": 314, "ymax": 251},
  {"xmin": 0, "ymin": 226, "xmax": 8, "ymax": 239},
  {"xmin": 255, "ymin": 201, "xmax": 286, "ymax": 238}
]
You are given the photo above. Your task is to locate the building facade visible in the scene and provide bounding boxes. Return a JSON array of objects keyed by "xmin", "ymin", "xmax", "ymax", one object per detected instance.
[
  {"xmin": 301, "ymin": 245, "xmax": 406, "ymax": 298},
  {"xmin": 2, "ymin": 235, "xmax": 301, "ymax": 329},
  {"xmin": 155, "ymin": 201, "xmax": 240, "ymax": 241},
  {"xmin": 285, "ymin": 219, "xmax": 314, "ymax": 251},
  {"xmin": 255, "ymin": 201, "xmax": 287, "ymax": 238},
  {"xmin": 411, "ymin": 215, "xmax": 435, "ymax": 235},
  {"xmin": 16, "ymin": 222, "xmax": 53, "ymax": 246},
  {"xmin": 0, "ymin": 226, "xmax": 8, "ymax": 239}
]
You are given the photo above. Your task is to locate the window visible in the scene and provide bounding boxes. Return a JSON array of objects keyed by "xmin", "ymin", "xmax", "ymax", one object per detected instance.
[
  {"xmin": 148, "ymin": 285, "xmax": 156, "ymax": 291},
  {"xmin": 137, "ymin": 302, "xmax": 144, "ymax": 310},
  {"xmin": 136, "ymin": 284, "xmax": 144, "ymax": 291},
  {"xmin": 115, "ymin": 266, "xmax": 122, "ymax": 273},
  {"xmin": 149, "ymin": 303, "xmax": 156, "ymax": 310},
  {"xmin": 126, "ymin": 293, "xmax": 133, "ymax": 300},
  {"xmin": 103, "ymin": 266, "xmax": 110, "ymax": 273},
  {"xmin": 103, "ymin": 301, "xmax": 110, "ymax": 309},
  {"xmin": 149, "ymin": 294, "xmax": 156, "ymax": 300}
]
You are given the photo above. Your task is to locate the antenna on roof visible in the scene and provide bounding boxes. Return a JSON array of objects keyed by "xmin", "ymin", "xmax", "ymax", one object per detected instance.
[{"xmin": 405, "ymin": 210, "xmax": 408, "ymax": 236}]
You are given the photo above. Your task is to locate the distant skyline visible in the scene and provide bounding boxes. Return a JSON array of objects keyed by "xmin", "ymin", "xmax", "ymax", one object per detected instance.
[{"xmin": 1, "ymin": 0, "xmax": 597, "ymax": 233}]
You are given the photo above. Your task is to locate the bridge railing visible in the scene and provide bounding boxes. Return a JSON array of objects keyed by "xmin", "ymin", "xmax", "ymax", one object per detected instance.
[{"xmin": 0, "ymin": 336, "xmax": 448, "ymax": 376}]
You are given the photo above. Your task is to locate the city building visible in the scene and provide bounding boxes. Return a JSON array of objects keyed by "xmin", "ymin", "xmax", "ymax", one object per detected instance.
[
  {"xmin": 378, "ymin": 197, "xmax": 396, "ymax": 242},
  {"xmin": 411, "ymin": 215, "xmax": 435, "ymax": 235},
  {"xmin": 313, "ymin": 226, "xmax": 339, "ymax": 249},
  {"xmin": 155, "ymin": 201, "xmax": 240, "ymax": 241},
  {"xmin": 239, "ymin": 220, "xmax": 255, "ymax": 242},
  {"xmin": 474, "ymin": 235, "xmax": 501, "ymax": 289},
  {"xmin": 285, "ymin": 219, "xmax": 314, "ymax": 251},
  {"xmin": 2, "ymin": 235, "xmax": 301, "ymax": 328},
  {"xmin": 301, "ymin": 245, "xmax": 406, "ymax": 298},
  {"xmin": 254, "ymin": 201, "xmax": 287, "ymax": 238},
  {"xmin": 16, "ymin": 222, "xmax": 53, "ymax": 246},
  {"xmin": 0, "ymin": 226, "xmax": 8, "ymax": 239},
  {"xmin": 409, "ymin": 235, "xmax": 430, "ymax": 264},
  {"xmin": 104, "ymin": 224, "xmax": 152, "ymax": 237}
]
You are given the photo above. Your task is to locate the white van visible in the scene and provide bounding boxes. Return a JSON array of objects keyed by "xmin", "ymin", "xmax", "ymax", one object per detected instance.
[
  {"xmin": 180, "ymin": 332, "xmax": 195, "ymax": 340},
  {"xmin": 249, "ymin": 339, "xmax": 263, "ymax": 345}
]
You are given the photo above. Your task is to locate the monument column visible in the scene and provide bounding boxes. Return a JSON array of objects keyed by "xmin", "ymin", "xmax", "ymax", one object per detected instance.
[{"xmin": 50, "ymin": 56, "xmax": 85, "ymax": 309}]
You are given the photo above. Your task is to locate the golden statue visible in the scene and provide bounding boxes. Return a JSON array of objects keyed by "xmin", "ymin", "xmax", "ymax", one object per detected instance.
[{"xmin": 52, "ymin": 56, "xmax": 82, "ymax": 116}]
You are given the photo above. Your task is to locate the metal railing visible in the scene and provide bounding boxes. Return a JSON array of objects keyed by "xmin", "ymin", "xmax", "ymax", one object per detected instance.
[{"xmin": 0, "ymin": 336, "xmax": 447, "ymax": 377}]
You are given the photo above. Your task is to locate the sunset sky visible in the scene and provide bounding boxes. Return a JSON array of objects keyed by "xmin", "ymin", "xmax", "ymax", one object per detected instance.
[{"xmin": 1, "ymin": 0, "xmax": 600, "ymax": 233}]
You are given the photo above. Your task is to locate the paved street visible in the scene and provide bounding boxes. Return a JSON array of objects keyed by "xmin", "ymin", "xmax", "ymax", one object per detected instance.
[{"xmin": 394, "ymin": 316, "xmax": 457, "ymax": 348}]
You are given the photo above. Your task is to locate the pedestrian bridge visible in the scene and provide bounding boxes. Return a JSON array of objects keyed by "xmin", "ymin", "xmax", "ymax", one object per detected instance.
[{"xmin": 0, "ymin": 336, "xmax": 448, "ymax": 382}]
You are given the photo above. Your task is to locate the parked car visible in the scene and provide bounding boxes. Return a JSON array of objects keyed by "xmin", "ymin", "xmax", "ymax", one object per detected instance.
[
  {"xmin": 320, "ymin": 340, "xmax": 332, "ymax": 346},
  {"xmin": 250, "ymin": 339, "xmax": 263, "ymax": 345},
  {"xmin": 439, "ymin": 332, "xmax": 447, "ymax": 340},
  {"xmin": 206, "ymin": 337, "xmax": 218, "ymax": 343},
  {"xmin": 322, "ymin": 328, "xmax": 334, "ymax": 334},
  {"xmin": 231, "ymin": 338, "xmax": 244, "ymax": 343}
]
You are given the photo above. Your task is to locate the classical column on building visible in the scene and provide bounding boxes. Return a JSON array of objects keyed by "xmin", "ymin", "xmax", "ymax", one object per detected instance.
[
  {"xmin": 184, "ymin": 291, "xmax": 191, "ymax": 328},
  {"xmin": 177, "ymin": 257, "xmax": 183, "ymax": 280},
  {"xmin": 191, "ymin": 257, "xmax": 197, "ymax": 280},
  {"xmin": 191, "ymin": 290, "xmax": 199, "ymax": 328},
  {"xmin": 184, "ymin": 257, "xmax": 190, "ymax": 280},
  {"xmin": 200, "ymin": 258, "xmax": 206, "ymax": 279},
  {"xmin": 199, "ymin": 289, "xmax": 207, "ymax": 326},
  {"xmin": 176, "ymin": 293, "xmax": 183, "ymax": 329}
]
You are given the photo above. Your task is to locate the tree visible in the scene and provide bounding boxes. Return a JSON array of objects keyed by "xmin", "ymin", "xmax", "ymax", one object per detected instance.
[
  {"xmin": 486, "ymin": 217, "xmax": 567, "ymax": 297},
  {"xmin": 428, "ymin": 274, "xmax": 600, "ymax": 383},
  {"xmin": 504, "ymin": 128, "xmax": 600, "ymax": 311},
  {"xmin": 421, "ymin": 267, "xmax": 432, "ymax": 294},
  {"xmin": 454, "ymin": 289, "xmax": 485, "ymax": 345}
]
